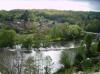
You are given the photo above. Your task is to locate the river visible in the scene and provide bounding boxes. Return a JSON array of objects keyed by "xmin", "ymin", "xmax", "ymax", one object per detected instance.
[
  {"xmin": 0, "ymin": 41, "xmax": 80, "ymax": 74},
  {"xmin": 23, "ymin": 41, "xmax": 80, "ymax": 73}
]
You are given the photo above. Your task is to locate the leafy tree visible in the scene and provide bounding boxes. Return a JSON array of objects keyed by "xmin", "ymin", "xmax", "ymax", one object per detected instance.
[
  {"xmin": 22, "ymin": 37, "xmax": 33, "ymax": 51},
  {"xmin": 0, "ymin": 29, "xmax": 16, "ymax": 48},
  {"xmin": 67, "ymin": 25, "xmax": 84, "ymax": 39},
  {"xmin": 50, "ymin": 24, "xmax": 63, "ymax": 41},
  {"xmin": 84, "ymin": 34, "xmax": 92, "ymax": 50},
  {"xmin": 60, "ymin": 51, "xmax": 71, "ymax": 69},
  {"xmin": 97, "ymin": 39, "xmax": 100, "ymax": 52},
  {"xmin": 84, "ymin": 34, "xmax": 93, "ymax": 57},
  {"xmin": 20, "ymin": 10, "xmax": 31, "ymax": 21},
  {"xmin": 32, "ymin": 33, "xmax": 43, "ymax": 49},
  {"xmin": 86, "ymin": 20, "xmax": 100, "ymax": 33}
]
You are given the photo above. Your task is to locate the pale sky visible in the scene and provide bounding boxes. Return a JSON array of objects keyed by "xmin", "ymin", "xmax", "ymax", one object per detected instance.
[{"xmin": 0, "ymin": 0, "xmax": 100, "ymax": 11}]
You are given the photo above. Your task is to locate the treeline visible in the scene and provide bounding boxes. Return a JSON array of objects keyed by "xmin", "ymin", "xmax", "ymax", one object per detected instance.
[
  {"xmin": 0, "ymin": 9, "xmax": 100, "ymax": 33},
  {"xmin": 0, "ymin": 24, "xmax": 84, "ymax": 50}
]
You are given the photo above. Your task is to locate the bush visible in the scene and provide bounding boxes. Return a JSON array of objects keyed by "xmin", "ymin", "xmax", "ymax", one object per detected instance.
[{"xmin": 81, "ymin": 58, "xmax": 93, "ymax": 71}]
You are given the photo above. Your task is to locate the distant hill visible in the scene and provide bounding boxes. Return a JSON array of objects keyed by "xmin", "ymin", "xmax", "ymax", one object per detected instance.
[{"xmin": 0, "ymin": 9, "xmax": 100, "ymax": 33}]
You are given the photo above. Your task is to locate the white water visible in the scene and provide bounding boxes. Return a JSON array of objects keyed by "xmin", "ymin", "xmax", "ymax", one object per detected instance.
[
  {"xmin": 27, "ymin": 42, "xmax": 78, "ymax": 73},
  {"xmin": 10, "ymin": 41, "xmax": 79, "ymax": 73},
  {"xmin": 43, "ymin": 51, "xmax": 62, "ymax": 72}
]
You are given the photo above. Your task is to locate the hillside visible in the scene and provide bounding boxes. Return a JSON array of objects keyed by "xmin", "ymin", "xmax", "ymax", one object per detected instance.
[{"xmin": 0, "ymin": 9, "xmax": 100, "ymax": 33}]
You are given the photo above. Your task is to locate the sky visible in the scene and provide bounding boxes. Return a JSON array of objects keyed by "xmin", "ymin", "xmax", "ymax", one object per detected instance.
[{"xmin": 0, "ymin": 0, "xmax": 100, "ymax": 11}]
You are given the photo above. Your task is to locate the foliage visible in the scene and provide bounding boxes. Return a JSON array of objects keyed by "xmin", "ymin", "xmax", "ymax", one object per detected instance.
[
  {"xmin": 67, "ymin": 25, "xmax": 84, "ymax": 39},
  {"xmin": 0, "ymin": 29, "xmax": 16, "ymax": 48},
  {"xmin": 84, "ymin": 34, "xmax": 92, "ymax": 50},
  {"xmin": 84, "ymin": 34, "xmax": 93, "ymax": 57},
  {"xmin": 53, "ymin": 67, "xmax": 65, "ymax": 74},
  {"xmin": 50, "ymin": 24, "xmax": 84, "ymax": 41},
  {"xmin": 86, "ymin": 19, "xmax": 100, "ymax": 33},
  {"xmin": 22, "ymin": 36, "xmax": 33, "ymax": 51},
  {"xmin": 65, "ymin": 68, "xmax": 75, "ymax": 74},
  {"xmin": 0, "ymin": 9, "xmax": 100, "ymax": 33},
  {"xmin": 81, "ymin": 58, "xmax": 93, "ymax": 71},
  {"xmin": 90, "ymin": 42, "xmax": 98, "ymax": 54},
  {"xmin": 60, "ymin": 51, "xmax": 70, "ymax": 68},
  {"xmin": 97, "ymin": 40, "xmax": 100, "ymax": 52},
  {"xmin": 50, "ymin": 24, "xmax": 64, "ymax": 41},
  {"xmin": 55, "ymin": 40, "xmax": 99, "ymax": 74},
  {"xmin": 0, "ymin": 9, "xmax": 100, "ymax": 74},
  {"xmin": 32, "ymin": 33, "xmax": 44, "ymax": 48},
  {"xmin": 74, "ymin": 53, "xmax": 84, "ymax": 66},
  {"xmin": 1, "ymin": 9, "xmax": 99, "ymax": 42}
]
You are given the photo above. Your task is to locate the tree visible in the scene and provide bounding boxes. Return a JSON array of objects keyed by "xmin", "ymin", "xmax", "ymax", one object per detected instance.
[
  {"xmin": 67, "ymin": 25, "xmax": 84, "ymax": 39},
  {"xmin": 84, "ymin": 34, "xmax": 93, "ymax": 57},
  {"xmin": 22, "ymin": 37, "xmax": 33, "ymax": 51},
  {"xmin": 97, "ymin": 39, "xmax": 100, "ymax": 52},
  {"xmin": 33, "ymin": 32, "xmax": 48, "ymax": 49},
  {"xmin": 50, "ymin": 24, "xmax": 63, "ymax": 41},
  {"xmin": 0, "ymin": 29, "xmax": 16, "ymax": 48},
  {"xmin": 86, "ymin": 20, "xmax": 100, "ymax": 33},
  {"xmin": 60, "ymin": 51, "xmax": 71, "ymax": 69},
  {"xmin": 84, "ymin": 34, "xmax": 92, "ymax": 50},
  {"xmin": 20, "ymin": 10, "xmax": 31, "ymax": 21}
]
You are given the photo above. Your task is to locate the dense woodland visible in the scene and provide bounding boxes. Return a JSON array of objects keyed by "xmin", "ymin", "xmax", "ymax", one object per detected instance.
[
  {"xmin": 0, "ymin": 9, "xmax": 100, "ymax": 74},
  {"xmin": 0, "ymin": 9, "xmax": 100, "ymax": 44},
  {"xmin": 0, "ymin": 9, "xmax": 100, "ymax": 33}
]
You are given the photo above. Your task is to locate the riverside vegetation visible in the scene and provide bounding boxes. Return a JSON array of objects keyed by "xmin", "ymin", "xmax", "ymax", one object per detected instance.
[{"xmin": 0, "ymin": 9, "xmax": 100, "ymax": 74}]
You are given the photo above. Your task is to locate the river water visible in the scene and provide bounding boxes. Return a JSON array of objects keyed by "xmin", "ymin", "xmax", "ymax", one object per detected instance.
[
  {"xmin": 0, "ymin": 41, "xmax": 80, "ymax": 74},
  {"xmin": 24, "ymin": 41, "xmax": 80, "ymax": 73}
]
